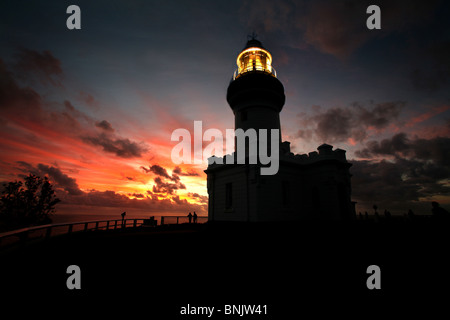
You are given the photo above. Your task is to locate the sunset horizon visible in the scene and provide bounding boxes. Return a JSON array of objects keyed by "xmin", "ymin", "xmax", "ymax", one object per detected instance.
[{"xmin": 1, "ymin": 0, "xmax": 449, "ymax": 223}]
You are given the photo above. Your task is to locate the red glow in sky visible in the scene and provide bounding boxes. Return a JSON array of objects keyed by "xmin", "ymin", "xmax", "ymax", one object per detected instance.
[{"xmin": 1, "ymin": 0, "xmax": 449, "ymax": 219}]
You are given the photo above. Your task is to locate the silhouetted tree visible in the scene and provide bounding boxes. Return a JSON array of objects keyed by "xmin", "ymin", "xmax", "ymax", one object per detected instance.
[{"xmin": 0, "ymin": 174, "xmax": 60, "ymax": 230}]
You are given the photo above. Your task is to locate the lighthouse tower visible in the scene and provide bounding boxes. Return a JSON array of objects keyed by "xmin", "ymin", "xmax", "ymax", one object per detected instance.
[
  {"xmin": 205, "ymin": 38, "xmax": 355, "ymax": 222},
  {"xmin": 227, "ymin": 38, "xmax": 285, "ymax": 149}
]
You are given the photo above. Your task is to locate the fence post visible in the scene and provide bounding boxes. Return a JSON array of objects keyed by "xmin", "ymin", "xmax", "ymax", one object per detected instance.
[
  {"xmin": 177, "ymin": 217, "xmax": 179, "ymax": 224},
  {"xmin": 19, "ymin": 230, "xmax": 29, "ymax": 244},
  {"xmin": 68, "ymin": 224, "xmax": 73, "ymax": 234},
  {"xmin": 84, "ymin": 222, "xmax": 89, "ymax": 232},
  {"xmin": 161, "ymin": 216, "xmax": 164, "ymax": 225},
  {"xmin": 95, "ymin": 221, "xmax": 99, "ymax": 230},
  {"xmin": 114, "ymin": 220, "xmax": 118, "ymax": 229},
  {"xmin": 106, "ymin": 221, "xmax": 110, "ymax": 230},
  {"xmin": 45, "ymin": 227, "xmax": 52, "ymax": 238}
]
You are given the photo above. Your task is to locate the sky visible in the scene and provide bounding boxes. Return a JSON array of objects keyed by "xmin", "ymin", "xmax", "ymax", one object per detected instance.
[{"xmin": 0, "ymin": 0, "xmax": 449, "ymax": 219}]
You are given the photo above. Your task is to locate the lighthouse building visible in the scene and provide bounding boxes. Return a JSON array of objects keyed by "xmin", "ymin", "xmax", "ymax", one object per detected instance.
[{"xmin": 205, "ymin": 39, "xmax": 355, "ymax": 222}]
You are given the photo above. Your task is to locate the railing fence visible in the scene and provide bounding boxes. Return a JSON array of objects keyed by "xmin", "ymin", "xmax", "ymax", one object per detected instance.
[{"xmin": 0, "ymin": 215, "xmax": 208, "ymax": 248}]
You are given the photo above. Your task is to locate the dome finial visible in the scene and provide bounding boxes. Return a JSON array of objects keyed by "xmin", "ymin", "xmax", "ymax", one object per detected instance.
[
  {"xmin": 247, "ymin": 31, "xmax": 258, "ymax": 41},
  {"xmin": 244, "ymin": 32, "xmax": 264, "ymax": 50}
]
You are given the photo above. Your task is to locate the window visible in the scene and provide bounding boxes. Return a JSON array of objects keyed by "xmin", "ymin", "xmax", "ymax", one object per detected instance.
[{"xmin": 225, "ymin": 183, "xmax": 233, "ymax": 209}]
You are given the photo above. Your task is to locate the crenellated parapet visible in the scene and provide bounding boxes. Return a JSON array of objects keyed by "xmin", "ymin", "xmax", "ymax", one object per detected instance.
[{"xmin": 281, "ymin": 143, "xmax": 349, "ymax": 165}]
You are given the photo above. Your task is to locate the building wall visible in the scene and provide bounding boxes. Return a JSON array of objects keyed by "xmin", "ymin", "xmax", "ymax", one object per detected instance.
[
  {"xmin": 206, "ymin": 156, "xmax": 354, "ymax": 222},
  {"xmin": 207, "ymin": 166, "xmax": 249, "ymax": 222}
]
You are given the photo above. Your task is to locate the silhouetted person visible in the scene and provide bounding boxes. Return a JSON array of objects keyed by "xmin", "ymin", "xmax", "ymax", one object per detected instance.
[
  {"xmin": 187, "ymin": 212, "xmax": 193, "ymax": 224},
  {"xmin": 431, "ymin": 201, "xmax": 449, "ymax": 219},
  {"xmin": 407, "ymin": 209, "xmax": 414, "ymax": 219},
  {"xmin": 193, "ymin": 212, "xmax": 198, "ymax": 224},
  {"xmin": 373, "ymin": 205, "xmax": 379, "ymax": 222},
  {"xmin": 365, "ymin": 211, "xmax": 369, "ymax": 220},
  {"xmin": 384, "ymin": 209, "xmax": 391, "ymax": 219},
  {"xmin": 374, "ymin": 211, "xmax": 379, "ymax": 223},
  {"xmin": 359, "ymin": 212, "xmax": 363, "ymax": 220},
  {"xmin": 121, "ymin": 211, "xmax": 126, "ymax": 227}
]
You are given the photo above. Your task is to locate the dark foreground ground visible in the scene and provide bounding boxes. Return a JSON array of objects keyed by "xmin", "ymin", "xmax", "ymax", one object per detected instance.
[{"xmin": 1, "ymin": 219, "xmax": 449, "ymax": 318}]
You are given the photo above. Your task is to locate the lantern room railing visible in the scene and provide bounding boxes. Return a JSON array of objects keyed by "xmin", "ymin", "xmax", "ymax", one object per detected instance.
[{"xmin": 233, "ymin": 66, "xmax": 277, "ymax": 80}]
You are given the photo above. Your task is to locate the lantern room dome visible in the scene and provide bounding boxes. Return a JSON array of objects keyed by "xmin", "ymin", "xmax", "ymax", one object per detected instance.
[
  {"xmin": 233, "ymin": 39, "xmax": 277, "ymax": 80},
  {"xmin": 244, "ymin": 39, "xmax": 264, "ymax": 49}
]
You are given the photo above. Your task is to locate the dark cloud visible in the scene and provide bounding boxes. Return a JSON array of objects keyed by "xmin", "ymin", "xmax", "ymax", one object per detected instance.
[
  {"xmin": 61, "ymin": 189, "xmax": 206, "ymax": 214},
  {"xmin": 356, "ymin": 133, "xmax": 450, "ymax": 167},
  {"xmin": 95, "ymin": 120, "xmax": 114, "ymax": 132},
  {"xmin": 188, "ymin": 192, "xmax": 209, "ymax": 204},
  {"xmin": 242, "ymin": 0, "xmax": 440, "ymax": 59},
  {"xmin": 61, "ymin": 102, "xmax": 145, "ymax": 159},
  {"xmin": 0, "ymin": 58, "xmax": 41, "ymax": 111},
  {"xmin": 13, "ymin": 48, "xmax": 63, "ymax": 86},
  {"xmin": 79, "ymin": 91, "xmax": 101, "ymax": 110},
  {"xmin": 82, "ymin": 133, "xmax": 147, "ymax": 158},
  {"xmin": 355, "ymin": 133, "xmax": 410, "ymax": 158},
  {"xmin": 141, "ymin": 164, "xmax": 182, "ymax": 182},
  {"xmin": 140, "ymin": 164, "xmax": 189, "ymax": 196},
  {"xmin": 240, "ymin": 0, "xmax": 295, "ymax": 34},
  {"xmin": 171, "ymin": 195, "xmax": 189, "ymax": 205},
  {"xmin": 356, "ymin": 101, "xmax": 403, "ymax": 128},
  {"xmin": 36, "ymin": 164, "xmax": 83, "ymax": 196},
  {"xmin": 297, "ymin": 101, "xmax": 404, "ymax": 143},
  {"xmin": 351, "ymin": 160, "xmax": 421, "ymax": 210},
  {"xmin": 152, "ymin": 177, "xmax": 185, "ymax": 195},
  {"xmin": 351, "ymin": 158, "xmax": 450, "ymax": 214},
  {"xmin": 302, "ymin": 1, "xmax": 370, "ymax": 59},
  {"xmin": 70, "ymin": 190, "xmax": 137, "ymax": 207},
  {"xmin": 140, "ymin": 166, "xmax": 151, "ymax": 173},
  {"xmin": 2, "ymin": 54, "xmax": 143, "ymax": 160},
  {"xmin": 129, "ymin": 193, "xmax": 144, "ymax": 198},
  {"xmin": 173, "ymin": 166, "xmax": 200, "ymax": 177},
  {"xmin": 352, "ymin": 132, "xmax": 450, "ymax": 213},
  {"xmin": 16, "ymin": 162, "xmax": 83, "ymax": 196},
  {"xmin": 151, "ymin": 164, "xmax": 175, "ymax": 180},
  {"xmin": 1, "ymin": 57, "xmax": 92, "ymax": 138},
  {"xmin": 15, "ymin": 161, "xmax": 37, "ymax": 175},
  {"xmin": 11, "ymin": 161, "xmax": 205, "ymax": 214},
  {"xmin": 62, "ymin": 100, "xmax": 93, "ymax": 125},
  {"xmin": 40, "ymin": 100, "xmax": 93, "ymax": 135}
]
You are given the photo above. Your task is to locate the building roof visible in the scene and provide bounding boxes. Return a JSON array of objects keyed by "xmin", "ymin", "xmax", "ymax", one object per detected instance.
[
  {"xmin": 244, "ymin": 39, "xmax": 264, "ymax": 49},
  {"xmin": 317, "ymin": 143, "xmax": 333, "ymax": 150}
]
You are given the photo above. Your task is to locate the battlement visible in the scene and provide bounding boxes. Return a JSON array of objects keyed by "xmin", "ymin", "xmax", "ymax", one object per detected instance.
[
  {"xmin": 206, "ymin": 142, "xmax": 348, "ymax": 170},
  {"xmin": 281, "ymin": 142, "xmax": 348, "ymax": 164}
]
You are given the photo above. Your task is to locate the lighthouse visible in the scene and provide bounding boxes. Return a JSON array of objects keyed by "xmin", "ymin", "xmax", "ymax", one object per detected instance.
[
  {"xmin": 227, "ymin": 39, "xmax": 284, "ymax": 144},
  {"xmin": 205, "ymin": 38, "xmax": 355, "ymax": 222}
]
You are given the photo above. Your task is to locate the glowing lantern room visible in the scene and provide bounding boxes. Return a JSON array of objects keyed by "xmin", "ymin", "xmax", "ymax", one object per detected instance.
[{"xmin": 234, "ymin": 39, "xmax": 277, "ymax": 79}]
